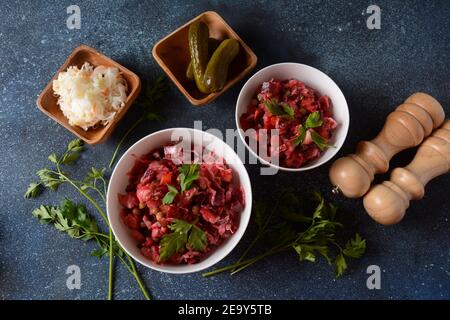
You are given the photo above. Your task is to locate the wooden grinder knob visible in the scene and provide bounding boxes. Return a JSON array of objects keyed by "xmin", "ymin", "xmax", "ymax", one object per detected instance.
[
  {"xmin": 329, "ymin": 92, "xmax": 445, "ymax": 198},
  {"xmin": 363, "ymin": 120, "xmax": 450, "ymax": 225}
]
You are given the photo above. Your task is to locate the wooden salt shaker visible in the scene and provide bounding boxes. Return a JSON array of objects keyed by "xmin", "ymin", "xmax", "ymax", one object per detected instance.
[
  {"xmin": 363, "ymin": 120, "xmax": 450, "ymax": 225},
  {"xmin": 329, "ymin": 92, "xmax": 445, "ymax": 198}
]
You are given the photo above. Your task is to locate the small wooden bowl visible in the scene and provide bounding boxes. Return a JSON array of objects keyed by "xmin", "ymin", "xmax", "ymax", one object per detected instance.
[
  {"xmin": 36, "ymin": 44, "xmax": 141, "ymax": 145},
  {"xmin": 152, "ymin": 11, "xmax": 257, "ymax": 106}
]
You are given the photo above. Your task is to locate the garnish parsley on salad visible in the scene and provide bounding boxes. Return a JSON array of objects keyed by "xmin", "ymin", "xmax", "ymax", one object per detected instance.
[
  {"xmin": 239, "ymin": 78, "xmax": 338, "ymax": 168},
  {"xmin": 118, "ymin": 144, "xmax": 245, "ymax": 265},
  {"xmin": 53, "ymin": 62, "xmax": 127, "ymax": 130}
]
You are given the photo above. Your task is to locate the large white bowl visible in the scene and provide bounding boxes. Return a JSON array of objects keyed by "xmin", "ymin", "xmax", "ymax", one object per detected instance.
[
  {"xmin": 236, "ymin": 62, "xmax": 349, "ymax": 172},
  {"xmin": 107, "ymin": 128, "xmax": 252, "ymax": 274}
]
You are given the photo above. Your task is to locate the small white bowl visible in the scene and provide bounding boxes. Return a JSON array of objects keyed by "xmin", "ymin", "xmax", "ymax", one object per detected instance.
[
  {"xmin": 107, "ymin": 128, "xmax": 252, "ymax": 274},
  {"xmin": 235, "ymin": 62, "xmax": 349, "ymax": 172}
]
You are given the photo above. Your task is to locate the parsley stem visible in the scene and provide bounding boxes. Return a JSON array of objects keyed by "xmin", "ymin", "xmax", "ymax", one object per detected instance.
[
  {"xmin": 54, "ymin": 170, "xmax": 109, "ymax": 224},
  {"xmin": 126, "ymin": 253, "xmax": 152, "ymax": 300},
  {"xmin": 108, "ymin": 228, "xmax": 114, "ymax": 300},
  {"xmin": 58, "ymin": 171, "xmax": 151, "ymax": 300},
  {"xmin": 90, "ymin": 232, "xmax": 110, "ymax": 239},
  {"xmin": 35, "ymin": 141, "xmax": 153, "ymax": 300},
  {"xmin": 97, "ymin": 238, "xmax": 137, "ymax": 275},
  {"xmin": 203, "ymin": 253, "xmax": 266, "ymax": 277},
  {"xmin": 109, "ymin": 117, "xmax": 144, "ymax": 168},
  {"xmin": 55, "ymin": 170, "xmax": 114, "ymax": 300},
  {"xmin": 203, "ymin": 244, "xmax": 289, "ymax": 277},
  {"xmin": 117, "ymin": 255, "xmax": 133, "ymax": 274},
  {"xmin": 230, "ymin": 246, "xmax": 289, "ymax": 275},
  {"xmin": 330, "ymin": 239, "xmax": 343, "ymax": 251},
  {"xmin": 92, "ymin": 185, "xmax": 106, "ymax": 203},
  {"xmin": 231, "ymin": 198, "xmax": 281, "ymax": 272}
]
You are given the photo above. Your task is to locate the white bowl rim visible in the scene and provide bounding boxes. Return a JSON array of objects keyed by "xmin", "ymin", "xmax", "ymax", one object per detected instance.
[
  {"xmin": 107, "ymin": 127, "xmax": 252, "ymax": 274},
  {"xmin": 235, "ymin": 62, "xmax": 349, "ymax": 172}
]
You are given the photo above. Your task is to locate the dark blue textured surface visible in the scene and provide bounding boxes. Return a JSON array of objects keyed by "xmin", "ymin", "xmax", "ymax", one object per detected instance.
[{"xmin": 0, "ymin": 0, "xmax": 449, "ymax": 300}]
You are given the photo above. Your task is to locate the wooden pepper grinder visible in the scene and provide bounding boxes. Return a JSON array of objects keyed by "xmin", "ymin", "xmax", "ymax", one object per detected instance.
[
  {"xmin": 329, "ymin": 92, "xmax": 445, "ymax": 198},
  {"xmin": 363, "ymin": 120, "xmax": 450, "ymax": 225}
]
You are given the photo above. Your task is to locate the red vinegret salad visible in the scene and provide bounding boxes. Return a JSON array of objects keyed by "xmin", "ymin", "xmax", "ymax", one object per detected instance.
[
  {"xmin": 118, "ymin": 144, "xmax": 245, "ymax": 265},
  {"xmin": 240, "ymin": 78, "xmax": 338, "ymax": 168}
]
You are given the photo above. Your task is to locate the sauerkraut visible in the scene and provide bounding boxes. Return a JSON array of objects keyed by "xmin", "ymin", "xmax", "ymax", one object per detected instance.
[{"xmin": 52, "ymin": 62, "xmax": 127, "ymax": 130}]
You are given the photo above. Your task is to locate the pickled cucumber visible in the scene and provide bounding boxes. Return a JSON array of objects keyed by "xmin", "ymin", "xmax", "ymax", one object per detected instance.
[
  {"xmin": 188, "ymin": 21, "xmax": 240, "ymax": 94},
  {"xmin": 203, "ymin": 39, "xmax": 239, "ymax": 92},
  {"xmin": 188, "ymin": 21, "xmax": 210, "ymax": 93},
  {"xmin": 186, "ymin": 38, "xmax": 221, "ymax": 81}
]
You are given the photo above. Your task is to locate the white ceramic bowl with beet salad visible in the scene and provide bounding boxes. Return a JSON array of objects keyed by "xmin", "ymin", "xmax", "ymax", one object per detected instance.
[
  {"xmin": 107, "ymin": 128, "xmax": 252, "ymax": 274},
  {"xmin": 236, "ymin": 62, "xmax": 349, "ymax": 172}
]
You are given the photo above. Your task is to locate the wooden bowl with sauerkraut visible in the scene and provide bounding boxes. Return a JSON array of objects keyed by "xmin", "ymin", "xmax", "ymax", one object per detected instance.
[{"xmin": 36, "ymin": 44, "xmax": 141, "ymax": 144}]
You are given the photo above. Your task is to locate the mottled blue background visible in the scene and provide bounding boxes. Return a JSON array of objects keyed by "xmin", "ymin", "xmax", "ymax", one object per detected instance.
[{"xmin": 0, "ymin": 0, "xmax": 449, "ymax": 300}]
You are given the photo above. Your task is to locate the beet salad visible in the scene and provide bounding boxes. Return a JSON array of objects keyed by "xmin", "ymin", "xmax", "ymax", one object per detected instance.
[
  {"xmin": 239, "ymin": 78, "xmax": 338, "ymax": 168},
  {"xmin": 118, "ymin": 144, "xmax": 245, "ymax": 265}
]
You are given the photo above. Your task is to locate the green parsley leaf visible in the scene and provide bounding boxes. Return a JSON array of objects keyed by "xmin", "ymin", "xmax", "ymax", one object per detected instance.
[
  {"xmin": 178, "ymin": 164, "xmax": 200, "ymax": 192},
  {"xmin": 188, "ymin": 225, "xmax": 208, "ymax": 251},
  {"xmin": 168, "ymin": 219, "xmax": 193, "ymax": 236},
  {"xmin": 59, "ymin": 199, "xmax": 99, "ymax": 240},
  {"xmin": 312, "ymin": 192, "xmax": 325, "ymax": 220},
  {"xmin": 292, "ymin": 126, "xmax": 307, "ymax": 147},
  {"xmin": 24, "ymin": 182, "xmax": 42, "ymax": 199},
  {"xmin": 310, "ymin": 130, "xmax": 335, "ymax": 151},
  {"xmin": 335, "ymin": 253, "xmax": 347, "ymax": 277},
  {"xmin": 91, "ymin": 247, "xmax": 108, "ymax": 258},
  {"xmin": 343, "ymin": 233, "xmax": 366, "ymax": 258},
  {"xmin": 159, "ymin": 232, "xmax": 187, "ymax": 262},
  {"xmin": 52, "ymin": 139, "xmax": 85, "ymax": 165},
  {"xmin": 280, "ymin": 102, "xmax": 295, "ymax": 117},
  {"xmin": 325, "ymin": 202, "xmax": 338, "ymax": 220},
  {"xmin": 292, "ymin": 112, "xmax": 326, "ymax": 148},
  {"xmin": 293, "ymin": 244, "xmax": 316, "ymax": 262},
  {"xmin": 264, "ymin": 99, "xmax": 295, "ymax": 118},
  {"xmin": 162, "ymin": 185, "xmax": 179, "ymax": 205},
  {"xmin": 305, "ymin": 111, "xmax": 323, "ymax": 128},
  {"xmin": 37, "ymin": 168, "xmax": 62, "ymax": 191},
  {"xmin": 141, "ymin": 76, "xmax": 168, "ymax": 116},
  {"xmin": 88, "ymin": 167, "xmax": 105, "ymax": 179},
  {"xmin": 159, "ymin": 219, "xmax": 207, "ymax": 261},
  {"xmin": 32, "ymin": 200, "xmax": 100, "ymax": 241},
  {"xmin": 48, "ymin": 153, "xmax": 58, "ymax": 164},
  {"xmin": 159, "ymin": 219, "xmax": 191, "ymax": 261},
  {"xmin": 60, "ymin": 152, "xmax": 81, "ymax": 165},
  {"xmin": 67, "ymin": 139, "xmax": 84, "ymax": 152},
  {"xmin": 254, "ymin": 202, "xmax": 268, "ymax": 232},
  {"xmin": 32, "ymin": 205, "xmax": 57, "ymax": 224},
  {"xmin": 263, "ymin": 98, "xmax": 285, "ymax": 116}
]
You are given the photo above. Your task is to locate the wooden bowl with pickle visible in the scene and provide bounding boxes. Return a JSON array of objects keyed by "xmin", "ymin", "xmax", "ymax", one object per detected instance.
[{"xmin": 152, "ymin": 11, "xmax": 257, "ymax": 106}]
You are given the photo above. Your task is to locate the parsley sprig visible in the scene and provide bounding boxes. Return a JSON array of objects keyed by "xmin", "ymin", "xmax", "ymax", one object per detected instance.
[
  {"xmin": 203, "ymin": 189, "xmax": 366, "ymax": 278},
  {"xmin": 162, "ymin": 185, "xmax": 179, "ymax": 205},
  {"xmin": 161, "ymin": 164, "xmax": 200, "ymax": 204},
  {"xmin": 263, "ymin": 98, "xmax": 295, "ymax": 118},
  {"xmin": 292, "ymin": 111, "xmax": 335, "ymax": 150},
  {"xmin": 159, "ymin": 219, "xmax": 207, "ymax": 262},
  {"xmin": 178, "ymin": 164, "xmax": 200, "ymax": 192},
  {"xmin": 24, "ymin": 139, "xmax": 151, "ymax": 300},
  {"xmin": 33, "ymin": 200, "xmax": 100, "ymax": 241}
]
